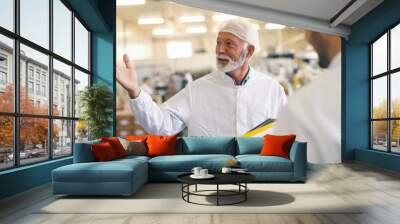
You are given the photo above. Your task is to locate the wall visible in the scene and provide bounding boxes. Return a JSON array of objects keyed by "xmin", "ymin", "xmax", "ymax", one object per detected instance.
[
  {"xmin": 343, "ymin": 0, "xmax": 400, "ymax": 171},
  {"xmin": 0, "ymin": 158, "xmax": 72, "ymax": 199}
]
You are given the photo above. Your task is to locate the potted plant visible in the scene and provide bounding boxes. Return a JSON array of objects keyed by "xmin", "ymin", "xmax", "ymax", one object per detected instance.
[{"xmin": 79, "ymin": 84, "xmax": 113, "ymax": 140}]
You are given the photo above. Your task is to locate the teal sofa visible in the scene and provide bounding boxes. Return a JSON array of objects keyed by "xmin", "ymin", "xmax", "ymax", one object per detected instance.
[{"xmin": 52, "ymin": 137, "xmax": 307, "ymax": 196}]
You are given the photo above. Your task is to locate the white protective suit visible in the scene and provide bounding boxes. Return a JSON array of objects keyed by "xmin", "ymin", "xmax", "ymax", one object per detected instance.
[
  {"xmin": 129, "ymin": 67, "xmax": 287, "ymax": 136},
  {"xmin": 273, "ymin": 54, "xmax": 341, "ymax": 163}
]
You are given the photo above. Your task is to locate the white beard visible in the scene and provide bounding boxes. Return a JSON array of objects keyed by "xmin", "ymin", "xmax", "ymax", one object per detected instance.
[{"xmin": 216, "ymin": 49, "xmax": 247, "ymax": 73}]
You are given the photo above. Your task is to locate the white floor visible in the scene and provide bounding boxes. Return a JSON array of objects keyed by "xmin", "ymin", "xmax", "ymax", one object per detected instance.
[{"xmin": 1, "ymin": 162, "xmax": 400, "ymax": 224}]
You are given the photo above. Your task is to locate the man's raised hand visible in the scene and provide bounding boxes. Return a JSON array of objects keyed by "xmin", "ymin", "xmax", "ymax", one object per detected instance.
[{"xmin": 116, "ymin": 54, "xmax": 141, "ymax": 98}]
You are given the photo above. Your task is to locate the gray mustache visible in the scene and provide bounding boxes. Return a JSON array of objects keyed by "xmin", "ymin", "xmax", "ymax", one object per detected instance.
[{"xmin": 217, "ymin": 54, "xmax": 231, "ymax": 60}]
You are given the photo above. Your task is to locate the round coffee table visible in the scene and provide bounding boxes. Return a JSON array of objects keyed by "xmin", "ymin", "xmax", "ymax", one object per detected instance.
[{"xmin": 177, "ymin": 172, "xmax": 255, "ymax": 206}]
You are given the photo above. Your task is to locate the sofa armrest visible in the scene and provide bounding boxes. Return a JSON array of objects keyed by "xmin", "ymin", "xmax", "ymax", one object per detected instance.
[
  {"xmin": 73, "ymin": 140, "xmax": 100, "ymax": 163},
  {"xmin": 289, "ymin": 141, "xmax": 307, "ymax": 181}
]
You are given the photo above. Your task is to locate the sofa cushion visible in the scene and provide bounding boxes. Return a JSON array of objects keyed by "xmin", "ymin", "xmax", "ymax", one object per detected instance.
[
  {"xmin": 236, "ymin": 155, "xmax": 293, "ymax": 172},
  {"xmin": 91, "ymin": 142, "xmax": 118, "ymax": 161},
  {"xmin": 148, "ymin": 154, "xmax": 235, "ymax": 172},
  {"xmin": 52, "ymin": 159, "xmax": 147, "ymax": 183},
  {"xmin": 260, "ymin": 134, "xmax": 296, "ymax": 159},
  {"xmin": 124, "ymin": 135, "xmax": 148, "ymax": 142},
  {"xmin": 146, "ymin": 135, "xmax": 177, "ymax": 157},
  {"xmin": 101, "ymin": 137, "xmax": 127, "ymax": 158},
  {"xmin": 177, "ymin": 137, "xmax": 235, "ymax": 155},
  {"xmin": 236, "ymin": 137, "xmax": 263, "ymax": 155},
  {"xmin": 119, "ymin": 138, "xmax": 148, "ymax": 156}
]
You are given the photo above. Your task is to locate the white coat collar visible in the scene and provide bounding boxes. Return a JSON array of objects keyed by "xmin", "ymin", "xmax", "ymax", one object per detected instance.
[{"xmin": 214, "ymin": 66, "xmax": 257, "ymax": 87}]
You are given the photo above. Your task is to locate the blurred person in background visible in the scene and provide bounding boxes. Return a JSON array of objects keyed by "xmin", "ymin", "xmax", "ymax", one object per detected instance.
[
  {"xmin": 274, "ymin": 31, "xmax": 341, "ymax": 163},
  {"xmin": 117, "ymin": 20, "xmax": 287, "ymax": 136},
  {"xmin": 140, "ymin": 77, "xmax": 154, "ymax": 95}
]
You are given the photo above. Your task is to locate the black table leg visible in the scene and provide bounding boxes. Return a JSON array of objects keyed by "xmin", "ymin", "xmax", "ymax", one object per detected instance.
[
  {"xmin": 181, "ymin": 184, "xmax": 183, "ymax": 199},
  {"xmin": 245, "ymin": 183, "xmax": 247, "ymax": 201},
  {"xmin": 217, "ymin": 184, "xmax": 219, "ymax": 206},
  {"xmin": 195, "ymin": 184, "xmax": 197, "ymax": 192},
  {"xmin": 187, "ymin": 184, "xmax": 190, "ymax": 202}
]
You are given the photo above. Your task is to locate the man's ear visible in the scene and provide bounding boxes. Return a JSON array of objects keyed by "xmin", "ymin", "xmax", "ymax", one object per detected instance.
[{"xmin": 246, "ymin": 45, "xmax": 255, "ymax": 58}]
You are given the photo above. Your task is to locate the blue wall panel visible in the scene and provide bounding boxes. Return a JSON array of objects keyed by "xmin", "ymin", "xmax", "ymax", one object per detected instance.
[
  {"xmin": 344, "ymin": 0, "xmax": 400, "ymax": 170},
  {"xmin": 92, "ymin": 32, "xmax": 115, "ymax": 136},
  {"xmin": 0, "ymin": 158, "xmax": 72, "ymax": 199},
  {"xmin": 342, "ymin": 44, "xmax": 369, "ymax": 160}
]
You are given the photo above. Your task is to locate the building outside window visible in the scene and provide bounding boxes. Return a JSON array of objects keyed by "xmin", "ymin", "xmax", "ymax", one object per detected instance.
[
  {"xmin": 35, "ymin": 83, "xmax": 40, "ymax": 95},
  {"xmin": 28, "ymin": 81, "xmax": 34, "ymax": 94},
  {"xmin": 0, "ymin": 71, "xmax": 6, "ymax": 85},
  {"xmin": 0, "ymin": 54, "xmax": 7, "ymax": 90},
  {"xmin": 35, "ymin": 71, "xmax": 40, "ymax": 82},
  {"xmin": 41, "ymin": 85, "xmax": 46, "ymax": 97},
  {"xmin": 28, "ymin": 66, "xmax": 34, "ymax": 80},
  {"xmin": 41, "ymin": 73, "xmax": 46, "ymax": 83}
]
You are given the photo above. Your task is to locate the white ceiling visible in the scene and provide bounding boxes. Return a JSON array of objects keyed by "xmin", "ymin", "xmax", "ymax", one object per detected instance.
[
  {"xmin": 171, "ymin": 0, "xmax": 384, "ymax": 37},
  {"xmin": 117, "ymin": 0, "xmax": 384, "ymax": 38},
  {"xmin": 227, "ymin": 0, "xmax": 352, "ymax": 23}
]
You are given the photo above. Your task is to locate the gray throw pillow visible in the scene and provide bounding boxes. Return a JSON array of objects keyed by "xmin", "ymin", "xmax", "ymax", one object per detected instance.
[{"xmin": 119, "ymin": 138, "xmax": 147, "ymax": 156}]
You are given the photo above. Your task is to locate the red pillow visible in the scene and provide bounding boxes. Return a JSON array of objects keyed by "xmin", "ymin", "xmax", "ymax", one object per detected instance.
[
  {"xmin": 260, "ymin": 134, "xmax": 296, "ymax": 159},
  {"xmin": 146, "ymin": 135, "xmax": 177, "ymax": 157},
  {"xmin": 91, "ymin": 142, "xmax": 117, "ymax": 161},
  {"xmin": 101, "ymin": 137, "xmax": 126, "ymax": 158}
]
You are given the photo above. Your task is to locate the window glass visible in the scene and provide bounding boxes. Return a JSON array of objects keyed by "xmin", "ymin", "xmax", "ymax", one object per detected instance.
[
  {"xmin": 19, "ymin": 117, "xmax": 49, "ymax": 165},
  {"xmin": 0, "ymin": 0, "xmax": 92, "ymax": 168},
  {"xmin": 0, "ymin": 116, "xmax": 13, "ymax": 170},
  {"xmin": 74, "ymin": 69, "xmax": 89, "ymax": 118},
  {"xmin": 372, "ymin": 33, "xmax": 387, "ymax": 76},
  {"xmin": 391, "ymin": 72, "xmax": 400, "ymax": 118},
  {"xmin": 372, "ymin": 76, "xmax": 387, "ymax": 119},
  {"xmin": 75, "ymin": 120, "xmax": 88, "ymax": 143},
  {"xmin": 74, "ymin": 18, "xmax": 89, "ymax": 70},
  {"xmin": 0, "ymin": 0, "xmax": 14, "ymax": 31},
  {"xmin": 0, "ymin": 35, "xmax": 14, "ymax": 113},
  {"xmin": 20, "ymin": 44, "xmax": 49, "ymax": 115},
  {"xmin": 391, "ymin": 24, "xmax": 400, "ymax": 70},
  {"xmin": 53, "ymin": 59, "xmax": 72, "ymax": 116},
  {"xmin": 391, "ymin": 120, "xmax": 400, "ymax": 153},
  {"xmin": 53, "ymin": 0, "xmax": 72, "ymax": 60},
  {"xmin": 20, "ymin": 0, "xmax": 49, "ymax": 49},
  {"xmin": 53, "ymin": 119, "xmax": 72, "ymax": 157},
  {"xmin": 372, "ymin": 121, "xmax": 388, "ymax": 151}
]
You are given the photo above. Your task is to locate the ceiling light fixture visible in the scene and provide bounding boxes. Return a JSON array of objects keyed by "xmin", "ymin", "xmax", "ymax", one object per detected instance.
[
  {"xmin": 186, "ymin": 26, "xmax": 207, "ymax": 34},
  {"xmin": 265, "ymin": 23, "xmax": 286, "ymax": 30},
  {"xmin": 117, "ymin": 0, "xmax": 145, "ymax": 6},
  {"xmin": 138, "ymin": 17, "xmax": 164, "ymax": 25},
  {"xmin": 212, "ymin": 14, "xmax": 238, "ymax": 21},
  {"xmin": 252, "ymin": 24, "xmax": 260, "ymax": 30},
  {"xmin": 152, "ymin": 28, "xmax": 174, "ymax": 36},
  {"xmin": 179, "ymin": 15, "xmax": 205, "ymax": 23}
]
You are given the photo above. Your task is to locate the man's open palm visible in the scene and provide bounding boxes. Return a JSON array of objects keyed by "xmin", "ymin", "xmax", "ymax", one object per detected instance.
[{"xmin": 116, "ymin": 54, "xmax": 140, "ymax": 97}]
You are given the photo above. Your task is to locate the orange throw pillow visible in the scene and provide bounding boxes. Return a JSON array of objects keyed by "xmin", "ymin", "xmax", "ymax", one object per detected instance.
[
  {"xmin": 101, "ymin": 137, "xmax": 127, "ymax": 158},
  {"xmin": 125, "ymin": 135, "xmax": 148, "ymax": 142},
  {"xmin": 146, "ymin": 135, "xmax": 177, "ymax": 157},
  {"xmin": 260, "ymin": 134, "xmax": 296, "ymax": 159},
  {"xmin": 91, "ymin": 142, "xmax": 117, "ymax": 161}
]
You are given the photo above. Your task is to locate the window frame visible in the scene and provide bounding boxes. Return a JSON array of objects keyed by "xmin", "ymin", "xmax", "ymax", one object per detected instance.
[
  {"xmin": 0, "ymin": 0, "xmax": 92, "ymax": 171},
  {"xmin": 370, "ymin": 21, "xmax": 400, "ymax": 154}
]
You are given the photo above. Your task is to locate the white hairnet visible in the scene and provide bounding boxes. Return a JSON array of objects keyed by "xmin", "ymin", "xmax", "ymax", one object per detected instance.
[{"xmin": 218, "ymin": 20, "xmax": 260, "ymax": 53}]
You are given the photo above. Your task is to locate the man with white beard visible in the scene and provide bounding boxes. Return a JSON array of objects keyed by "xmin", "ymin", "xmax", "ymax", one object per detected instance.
[{"xmin": 116, "ymin": 20, "xmax": 287, "ymax": 136}]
